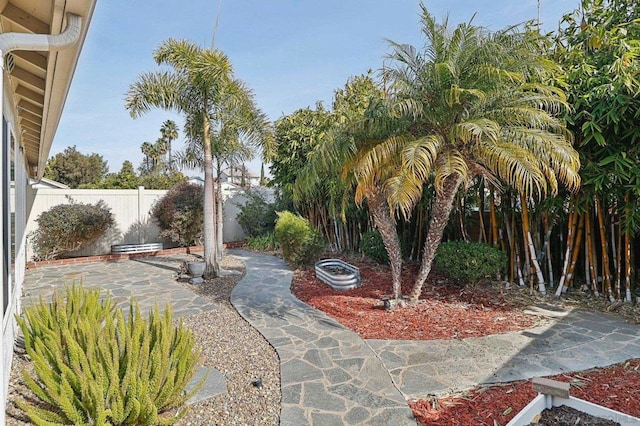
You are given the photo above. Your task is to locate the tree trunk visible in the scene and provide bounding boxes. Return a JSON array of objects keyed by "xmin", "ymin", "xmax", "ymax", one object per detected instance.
[
  {"xmin": 409, "ymin": 174, "xmax": 463, "ymax": 304},
  {"xmin": 367, "ymin": 189, "xmax": 404, "ymax": 305},
  {"xmin": 203, "ymin": 111, "xmax": 219, "ymax": 279}
]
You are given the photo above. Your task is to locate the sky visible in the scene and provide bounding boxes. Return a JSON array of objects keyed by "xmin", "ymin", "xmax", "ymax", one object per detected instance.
[{"xmin": 52, "ymin": 0, "xmax": 580, "ymax": 177}]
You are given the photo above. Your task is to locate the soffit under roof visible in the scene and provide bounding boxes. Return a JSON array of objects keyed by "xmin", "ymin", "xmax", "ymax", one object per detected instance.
[{"xmin": 0, "ymin": 0, "xmax": 96, "ymax": 178}]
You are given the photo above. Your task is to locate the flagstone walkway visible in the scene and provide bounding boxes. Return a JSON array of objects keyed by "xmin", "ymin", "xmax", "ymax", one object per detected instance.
[{"xmin": 21, "ymin": 250, "xmax": 640, "ymax": 425}]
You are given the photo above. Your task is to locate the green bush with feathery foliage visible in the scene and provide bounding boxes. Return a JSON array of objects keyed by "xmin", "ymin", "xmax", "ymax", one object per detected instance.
[{"xmin": 15, "ymin": 284, "xmax": 204, "ymax": 425}]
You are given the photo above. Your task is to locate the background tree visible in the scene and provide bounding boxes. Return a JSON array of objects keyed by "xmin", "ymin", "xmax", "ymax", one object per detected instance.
[
  {"xmin": 554, "ymin": 0, "xmax": 640, "ymax": 301},
  {"xmin": 90, "ymin": 161, "xmax": 139, "ymax": 189},
  {"xmin": 160, "ymin": 119, "xmax": 179, "ymax": 171},
  {"xmin": 44, "ymin": 146, "xmax": 108, "ymax": 188}
]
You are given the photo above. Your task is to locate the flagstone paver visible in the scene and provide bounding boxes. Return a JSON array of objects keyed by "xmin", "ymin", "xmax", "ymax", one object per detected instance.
[{"xmin": 230, "ymin": 250, "xmax": 416, "ymax": 425}]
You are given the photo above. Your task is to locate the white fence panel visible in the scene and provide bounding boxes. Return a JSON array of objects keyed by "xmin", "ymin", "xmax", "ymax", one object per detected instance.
[
  {"xmin": 24, "ymin": 186, "xmax": 250, "ymax": 260},
  {"xmin": 25, "ymin": 187, "xmax": 166, "ymax": 260}
]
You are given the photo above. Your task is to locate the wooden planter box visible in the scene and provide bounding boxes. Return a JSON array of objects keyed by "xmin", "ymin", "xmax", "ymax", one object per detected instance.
[{"xmin": 507, "ymin": 378, "xmax": 640, "ymax": 425}]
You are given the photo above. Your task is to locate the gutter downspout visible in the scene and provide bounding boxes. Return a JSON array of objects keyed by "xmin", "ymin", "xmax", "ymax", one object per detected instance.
[{"xmin": 0, "ymin": 12, "xmax": 82, "ymax": 426}]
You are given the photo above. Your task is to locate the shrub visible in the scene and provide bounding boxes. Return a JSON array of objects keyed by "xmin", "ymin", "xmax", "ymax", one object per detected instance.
[
  {"xmin": 360, "ymin": 230, "xmax": 389, "ymax": 264},
  {"xmin": 151, "ymin": 182, "xmax": 204, "ymax": 247},
  {"xmin": 246, "ymin": 232, "xmax": 279, "ymax": 252},
  {"xmin": 16, "ymin": 284, "xmax": 203, "ymax": 425},
  {"xmin": 434, "ymin": 241, "xmax": 507, "ymax": 284},
  {"xmin": 29, "ymin": 198, "xmax": 114, "ymax": 260},
  {"xmin": 274, "ymin": 211, "xmax": 324, "ymax": 266},
  {"xmin": 236, "ymin": 191, "xmax": 276, "ymax": 237}
]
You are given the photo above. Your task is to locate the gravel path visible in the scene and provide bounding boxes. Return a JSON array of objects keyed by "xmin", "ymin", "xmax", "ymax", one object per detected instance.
[{"xmin": 5, "ymin": 255, "xmax": 281, "ymax": 426}]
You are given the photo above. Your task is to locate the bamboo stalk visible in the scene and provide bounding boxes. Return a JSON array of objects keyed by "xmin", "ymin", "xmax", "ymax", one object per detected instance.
[
  {"xmin": 625, "ymin": 194, "xmax": 632, "ymax": 302},
  {"xmin": 584, "ymin": 208, "xmax": 599, "ymax": 295},
  {"xmin": 543, "ymin": 214, "xmax": 554, "ymax": 287},
  {"xmin": 556, "ymin": 210, "xmax": 576, "ymax": 296},
  {"xmin": 521, "ymin": 195, "xmax": 546, "ymax": 295},
  {"xmin": 615, "ymin": 212, "xmax": 622, "ymax": 300},
  {"xmin": 564, "ymin": 213, "xmax": 585, "ymax": 291},
  {"xmin": 595, "ymin": 196, "xmax": 614, "ymax": 302},
  {"xmin": 478, "ymin": 183, "xmax": 487, "ymax": 243},
  {"xmin": 490, "ymin": 187, "xmax": 499, "ymax": 247}
]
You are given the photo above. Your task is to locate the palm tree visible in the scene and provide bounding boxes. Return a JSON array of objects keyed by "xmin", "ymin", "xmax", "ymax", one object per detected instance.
[
  {"xmin": 160, "ymin": 119, "xmax": 179, "ymax": 171},
  {"xmin": 177, "ymin": 77, "xmax": 271, "ymax": 259},
  {"xmin": 126, "ymin": 38, "xmax": 239, "ymax": 278},
  {"xmin": 354, "ymin": 8, "xmax": 581, "ymax": 305},
  {"xmin": 140, "ymin": 141, "xmax": 153, "ymax": 172}
]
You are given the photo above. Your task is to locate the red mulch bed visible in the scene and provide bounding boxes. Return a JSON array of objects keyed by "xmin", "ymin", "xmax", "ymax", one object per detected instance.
[
  {"xmin": 291, "ymin": 260, "xmax": 540, "ymax": 340},
  {"xmin": 291, "ymin": 259, "xmax": 640, "ymax": 424},
  {"xmin": 410, "ymin": 359, "xmax": 640, "ymax": 425}
]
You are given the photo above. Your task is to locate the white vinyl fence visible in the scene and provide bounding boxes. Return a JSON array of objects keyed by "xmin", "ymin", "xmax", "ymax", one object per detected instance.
[{"xmin": 24, "ymin": 186, "xmax": 249, "ymax": 260}]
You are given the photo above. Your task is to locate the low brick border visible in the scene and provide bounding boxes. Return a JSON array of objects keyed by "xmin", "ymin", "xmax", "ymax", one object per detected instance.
[{"xmin": 26, "ymin": 242, "xmax": 246, "ymax": 269}]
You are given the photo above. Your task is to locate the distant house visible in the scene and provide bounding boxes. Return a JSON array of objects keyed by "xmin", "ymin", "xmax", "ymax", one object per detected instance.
[
  {"xmin": 188, "ymin": 176, "xmax": 246, "ymax": 201},
  {"xmin": 0, "ymin": 2, "xmax": 98, "ymax": 421},
  {"xmin": 220, "ymin": 165, "xmax": 260, "ymax": 187}
]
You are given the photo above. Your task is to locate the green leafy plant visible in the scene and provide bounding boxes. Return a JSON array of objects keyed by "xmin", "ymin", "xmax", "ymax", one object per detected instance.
[
  {"xmin": 151, "ymin": 182, "xmax": 204, "ymax": 247},
  {"xmin": 274, "ymin": 211, "xmax": 324, "ymax": 266},
  {"xmin": 434, "ymin": 241, "xmax": 507, "ymax": 284},
  {"xmin": 16, "ymin": 285, "xmax": 203, "ymax": 425},
  {"xmin": 29, "ymin": 198, "xmax": 114, "ymax": 260},
  {"xmin": 246, "ymin": 232, "xmax": 279, "ymax": 252},
  {"xmin": 359, "ymin": 230, "xmax": 389, "ymax": 264},
  {"xmin": 236, "ymin": 191, "xmax": 277, "ymax": 238}
]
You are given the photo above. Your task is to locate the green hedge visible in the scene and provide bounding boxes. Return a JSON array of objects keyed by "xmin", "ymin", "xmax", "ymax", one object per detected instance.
[{"xmin": 434, "ymin": 241, "xmax": 507, "ymax": 284}]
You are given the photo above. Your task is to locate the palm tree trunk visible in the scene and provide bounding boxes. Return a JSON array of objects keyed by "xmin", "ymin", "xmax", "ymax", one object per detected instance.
[
  {"xmin": 367, "ymin": 189, "xmax": 404, "ymax": 305},
  {"xmin": 410, "ymin": 174, "xmax": 463, "ymax": 304},
  {"xmin": 203, "ymin": 110, "xmax": 219, "ymax": 279}
]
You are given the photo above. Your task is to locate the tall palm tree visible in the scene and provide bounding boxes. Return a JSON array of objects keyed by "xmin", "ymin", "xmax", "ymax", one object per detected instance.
[
  {"xmin": 354, "ymin": 7, "xmax": 581, "ymax": 305},
  {"xmin": 126, "ymin": 38, "xmax": 239, "ymax": 278},
  {"xmin": 160, "ymin": 119, "xmax": 179, "ymax": 171},
  {"xmin": 177, "ymin": 77, "xmax": 271, "ymax": 259},
  {"xmin": 140, "ymin": 141, "xmax": 153, "ymax": 172}
]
